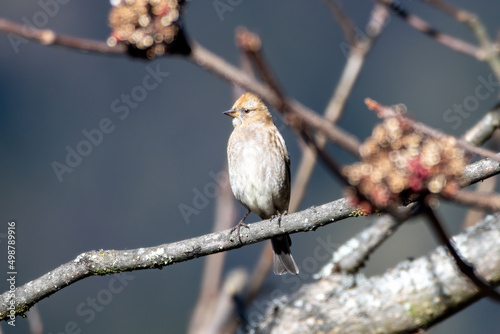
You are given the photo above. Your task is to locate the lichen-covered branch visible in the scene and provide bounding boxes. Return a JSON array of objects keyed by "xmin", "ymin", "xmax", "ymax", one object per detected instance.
[
  {"xmin": 461, "ymin": 104, "xmax": 500, "ymax": 146},
  {"xmin": 255, "ymin": 213, "xmax": 500, "ymax": 333},
  {"xmin": 0, "ymin": 198, "xmax": 354, "ymax": 320}
]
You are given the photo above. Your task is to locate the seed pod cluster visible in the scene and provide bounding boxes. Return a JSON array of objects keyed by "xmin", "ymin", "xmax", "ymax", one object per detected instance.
[
  {"xmin": 108, "ymin": 0, "xmax": 189, "ymax": 58},
  {"xmin": 344, "ymin": 117, "xmax": 466, "ymax": 213}
]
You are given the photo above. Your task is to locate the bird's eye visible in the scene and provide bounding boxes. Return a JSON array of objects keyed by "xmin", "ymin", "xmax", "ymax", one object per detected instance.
[{"xmin": 243, "ymin": 109, "xmax": 250, "ymax": 114}]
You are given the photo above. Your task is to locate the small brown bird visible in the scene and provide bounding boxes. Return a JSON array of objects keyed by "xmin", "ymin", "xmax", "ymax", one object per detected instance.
[{"xmin": 224, "ymin": 92, "xmax": 299, "ymax": 275}]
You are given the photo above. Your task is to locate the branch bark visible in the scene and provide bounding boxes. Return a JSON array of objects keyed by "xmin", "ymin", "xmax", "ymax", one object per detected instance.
[
  {"xmin": 254, "ymin": 213, "xmax": 500, "ymax": 333},
  {"xmin": 0, "ymin": 199, "xmax": 354, "ymax": 320}
]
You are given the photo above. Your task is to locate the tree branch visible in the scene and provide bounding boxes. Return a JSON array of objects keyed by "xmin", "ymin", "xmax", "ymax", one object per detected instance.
[
  {"xmin": 377, "ymin": 0, "xmax": 485, "ymax": 60},
  {"xmin": 461, "ymin": 103, "xmax": 500, "ymax": 146},
  {"xmin": 0, "ymin": 17, "xmax": 126, "ymax": 54},
  {"xmin": 323, "ymin": 0, "xmax": 357, "ymax": 47},
  {"xmin": 290, "ymin": 3, "xmax": 389, "ymax": 210},
  {"xmin": 188, "ymin": 41, "xmax": 362, "ymax": 156},
  {"xmin": 423, "ymin": 202, "xmax": 500, "ymax": 302},
  {"xmin": 0, "ymin": 198, "xmax": 354, "ymax": 320},
  {"xmin": 422, "ymin": 0, "xmax": 500, "ymax": 80},
  {"xmin": 2, "ymin": 154, "xmax": 497, "ymax": 320},
  {"xmin": 365, "ymin": 98, "xmax": 500, "ymax": 164},
  {"xmin": 255, "ymin": 213, "xmax": 500, "ymax": 333},
  {"xmin": 317, "ymin": 211, "xmax": 408, "ymax": 276},
  {"xmin": 0, "ymin": 16, "xmax": 363, "ymax": 157}
]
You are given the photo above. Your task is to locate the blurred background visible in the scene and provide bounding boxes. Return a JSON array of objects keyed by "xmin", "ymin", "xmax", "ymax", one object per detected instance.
[{"xmin": 0, "ymin": 0, "xmax": 499, "ymax": 333}]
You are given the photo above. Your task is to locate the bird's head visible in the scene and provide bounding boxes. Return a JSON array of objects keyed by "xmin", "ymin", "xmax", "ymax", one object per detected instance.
[{"xmin": 224, "ymin": 93, "xmax": 273, "ymax": 127}]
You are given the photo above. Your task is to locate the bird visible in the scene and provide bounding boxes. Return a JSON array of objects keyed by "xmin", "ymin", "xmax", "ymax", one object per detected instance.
[{"xmin": 224, "ymin": 92, "xmax": 299, "ymax": 275}]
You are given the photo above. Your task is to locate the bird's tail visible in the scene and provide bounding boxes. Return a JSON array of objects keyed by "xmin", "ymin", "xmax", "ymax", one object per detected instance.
[{"xmin": 271, "ymin": 235, "xmax": 299, "ymax": 275}]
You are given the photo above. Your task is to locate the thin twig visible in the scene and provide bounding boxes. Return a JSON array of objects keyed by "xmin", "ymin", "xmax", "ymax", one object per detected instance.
[
  {"xmin": 189, "ymin": 40, "xmax": 362, "ymax": 156},
  {"xmin": 0, "ymin": 16, "xmax": 362, "ymax": 156},
  {"xmin": 27, "ymin": 305, "xmax": 43, "ymax": 334},
  {"xmin": 462, "ymin": 133, "xmax": 500, "ymax": 228},
  {"xmin": 323, "ymin": 0, "xmax": 357, "ymax": 47},
  {"xmin": 302, "ymin": 132, "xmax": 349, "ymax": 184},
  {"xmin": 235, "ymin": 27, "xmax": 287, "ymax": 110},
  {"xmin": 445, "ymin": 189, "xmax": 500, "ymax": 213},
  {"xmin": 423, "ymin": 201, "xmax": 500, "ymax": 302},
  {"xmin": 461, "ymin": 103, "xmax": 500, "ymax": 146},
  {"xmin": 422, "ymin": 0, "xmax": 500, "ymax": 80},
  {"xmin": 462, "ymin": 157, "xmax": 500, "ymax": 187},
  {"xmin": 422, "ymin": 0, "xmax": 464, "ymax": 19},
  {"xmin": 188, "ymin": 165, "xmax": 237, "ymax": 334},
  {"xmin": 0, "ymin": 17, "xmax": 126, "ymax": 54},
  {"xmin": 244, "ymin": 243, "xmax": 274, "ymax": 306},
  {"xmin": 318, "ymin": 209, "xmax": 411, "ymax": 277},
  {"xmin": 377, "ymin": 0, "xmax": 485, "ymax": 60},
  {"xmin": 235, "ymin": 28, "xmax": 357, "ymax": 184},
  {"xmin": 462, "ymin": 177, "xmax": 497, "ymax": 228},
  {"xmin": 365, "ymin": 98, "xmax": 500, "ymax": 164},
  {"xmin": 204, "ymin": 269, "xmax": 247, "ymax": 334},
  {"xmin": 290, "ymin": 4, "xmax": 389, "ymax": 211}
]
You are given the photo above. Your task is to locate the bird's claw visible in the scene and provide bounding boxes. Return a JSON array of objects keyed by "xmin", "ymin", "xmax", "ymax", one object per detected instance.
[
  {"xmin": 231, "ymin": 221, "xmax": 250, "ymax": 244},
  {"xmin": 272, "ymin": 210, "xmax": 288, "ymax": 228}
]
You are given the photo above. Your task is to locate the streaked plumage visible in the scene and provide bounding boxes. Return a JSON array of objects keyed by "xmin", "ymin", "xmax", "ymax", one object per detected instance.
[{"xmin": 224, "ymin": 92, "xmax": 299, "ymax": 275}]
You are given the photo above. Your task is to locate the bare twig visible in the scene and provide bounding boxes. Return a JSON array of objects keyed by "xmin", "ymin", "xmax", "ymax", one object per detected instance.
[
  {"xmin": 0, "ymin": 16, "xmax": 362, "ymax": 156},
  {"xmin": 462, "ymin": 177, "xmax": 497, "ymax": 228},
  {"xmin": 445, "ymin": 189, "xmax": 500, "ymax": 213},
  {"xmin": 461, "ymin": 103, "xmax": 500, "ymax": 146},
  {"xmin": 0, "ymin": 17, "xmax": 126, "ymax": 54},
  {"xmin": 462, "ymin": 157, "xmax": 500, "ymax": 187},
  {"xmin": 188, "ymin": 41, "xmax": 362, "ymax": 156},
  {"xmin": 27, "ymin": 305, "xmax": 43, "ymax": 334},
  {"xmin": 290, "ymin": 4, "xmax": 389, "ymax": 211},
  {"xmin": 203, "ymin": 269, "xmax": 247, "ymax": 334},
  {"xmin": 236, "ymin": 27, "xmax": 356, "ymax": 185},
  {"xmin": 423, "ymin": 201, "xmax": 500, "ymax": 302},
  {"xmin": 244, "ymin": 243, "xmax": 274, "ymax": 305},
  {"xmin": 235, "ymin": 27, "xmax": 287, "ymax": 110},
  {"xmin": 462, "ymin": 133, "xmax": 500, "ymax": 228},
  {"xmin": 323, "ymin": 0, "xmax": 357, "ymax": 47},
  {"xmin": 188, "ymin": 165, "xmax": 237, "ymax": 334},
  {"xmin": 377, "ymin": 0, "xmax": 485, "ymax": 59},
  {"xmin": 422, "ymin": 0, "xmax": 500, "ymax": 80},
  {"xmin": 317, "ymin": 209, "xmax": 410, "ymax": 277},
  {"xmin": 422, "ymin": 0, "xmax": 464, "ymax": 19},
  {"xmin": 365, "ymin": 98, "xmax": 500, "ymax": 163}
]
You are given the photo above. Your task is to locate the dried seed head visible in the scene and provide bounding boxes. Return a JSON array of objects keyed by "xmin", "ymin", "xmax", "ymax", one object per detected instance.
[
  {"xmin": 344, "ymin": 117, "xmax": 466, "ymax": 210},
  {"xmin": 108, "ymin": 0, "xmax": 189, "ymax": 58}
]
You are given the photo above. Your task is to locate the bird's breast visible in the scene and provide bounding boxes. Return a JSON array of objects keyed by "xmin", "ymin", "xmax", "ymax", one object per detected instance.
[{"xmin": 227, "ymin": 125, "xmax": 290, "ymax": 217}]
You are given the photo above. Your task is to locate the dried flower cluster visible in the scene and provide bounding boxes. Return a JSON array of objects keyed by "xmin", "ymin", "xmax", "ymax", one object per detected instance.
[
  {"xmin": 108, "ymin": 0, "xmax": 187, "ymax": 58},
  {"xmin": 344, "ymin": 117, "xmax": 466, "ymax": 213}
]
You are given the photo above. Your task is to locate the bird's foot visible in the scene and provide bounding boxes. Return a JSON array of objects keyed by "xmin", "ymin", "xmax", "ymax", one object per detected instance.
[
  {"xmin": 272, "ymin": 210, "xmax": 288, "ymax": 228},
  {"xmin": 231, "ymin": 210, "xmax": 251, "ymax": 244},
  {"xmin": 231, "ymin": 221, "xmax": 250, "ymax": 244}
]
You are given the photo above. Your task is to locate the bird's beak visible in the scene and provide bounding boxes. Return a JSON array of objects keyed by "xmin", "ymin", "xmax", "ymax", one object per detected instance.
[{"xmin": 223, "ymin": 109, "xmax": 238, "ymax": 118}]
